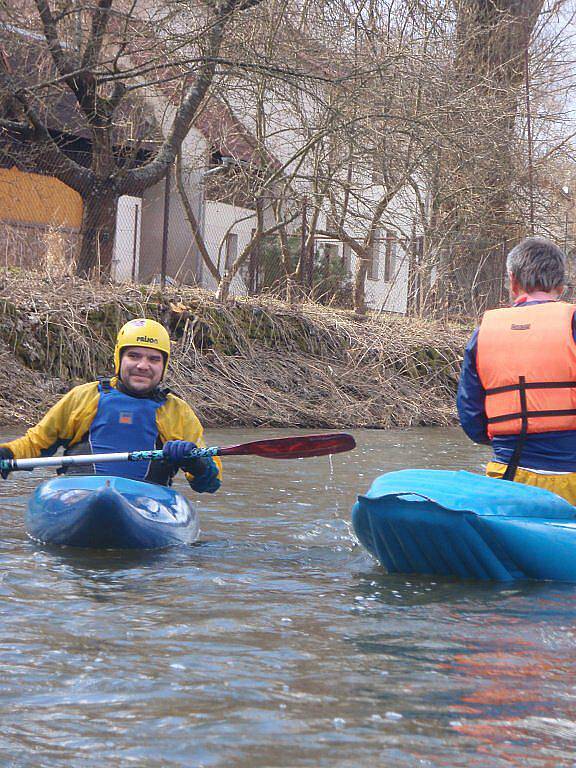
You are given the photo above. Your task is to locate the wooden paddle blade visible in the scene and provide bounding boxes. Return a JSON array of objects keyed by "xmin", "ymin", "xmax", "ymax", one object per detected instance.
[{"xmin": 216, "ymin": 433, "xmax": 356, "ymax": 459}]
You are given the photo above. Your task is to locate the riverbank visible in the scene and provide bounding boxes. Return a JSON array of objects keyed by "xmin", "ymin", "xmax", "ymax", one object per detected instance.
[{"xmin": 0, "ymin": 271, "xmax": 470, "ymax": 428}]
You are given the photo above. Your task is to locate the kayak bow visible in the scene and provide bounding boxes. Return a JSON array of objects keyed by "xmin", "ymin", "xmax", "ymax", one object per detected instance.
[
  {"xmin": 352, "ymin": 469, "xmax": 576, "ymax": 582},
  {"xmin": 26, "ymin": 475, "xmax": 199, "ymax": 549}
]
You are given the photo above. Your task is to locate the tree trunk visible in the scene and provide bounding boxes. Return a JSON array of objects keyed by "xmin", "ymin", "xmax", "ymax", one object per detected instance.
[
  {"xmin": 217, "ymin": 235, "xmax": 261, "ymax": 302},
  {"xmin": 216, "ymin": 209, "xmax": 299, "ymax": 302},
  {"xmin": 76, "ymin": 182, "xmax": 120, "ymax": 278},
  {"xmin": 217, "ymin": 270, "xmax": 234, "ymax": 302},
  {"xmin": 276, "ymin": 222, "xmax": 296, "ymax": 303},
  {"xmin": 432, "ymin": 0, "xmax": 545, "ymax": 316},
  {"xmin": 174, "ymin": 151, "xmax": 221, "ymax": 283},
  {"xmin": 353, "ymin": 255, "xmax": 369, "ymax": 315}
]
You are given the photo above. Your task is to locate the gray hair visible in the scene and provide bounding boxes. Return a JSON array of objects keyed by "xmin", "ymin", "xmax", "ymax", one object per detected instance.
[{"xmin": 506, "ymin": 237, "xmax": 566, "ymax": 293}]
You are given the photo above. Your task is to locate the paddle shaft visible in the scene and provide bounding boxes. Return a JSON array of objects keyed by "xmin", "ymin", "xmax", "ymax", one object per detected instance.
[{"xmin": 0, "ymin": 433, "xmax": 355, "ymax": 473}]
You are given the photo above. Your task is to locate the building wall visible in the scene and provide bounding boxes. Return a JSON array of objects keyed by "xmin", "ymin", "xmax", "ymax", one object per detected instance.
[
  {"xmin": 134, "ymin": 112, "xmax": 207, "ymax": 284},
  {"xmin": 315, "ymin": 236, "xmax": 410, "ymax": 314},
  {"xmin": 0, "ymin": 166, "xmax": 82, "ymax": 228},
  {"xmin": 0, "ymin": 166, "xmax": 82, "ymax": 271},
  {"xmin": 362, "ymin": 238, "xmax": 410, "ymax": 314},
  {"xmin": 111, "ymin": 195, "xmax": 142, "ymax": 282},
  {"xmin": 201, "ymin": 201, "xmax": 257, "ymax": 294},
  {"xmin": 222, "ymin": 85, "xmax": 418, "ymax": 314},
  {"xmin": 139, "ymin": 170, "xmax": 204, "ymax": 284}
]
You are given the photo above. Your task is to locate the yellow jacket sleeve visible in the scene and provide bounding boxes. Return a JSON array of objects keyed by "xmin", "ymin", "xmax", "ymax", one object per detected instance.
[
  {"xmin": 157, "ymin": 394, "xmax": 223, "ymax": 480},
  {"xmin": 0, "ymin": 382, "xmax": 100, "ymax": 459}
]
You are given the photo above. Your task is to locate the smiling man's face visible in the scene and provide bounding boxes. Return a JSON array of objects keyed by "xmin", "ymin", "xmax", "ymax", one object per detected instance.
[{"xmin": 119, "ymin": 346, "xmax": 165, "ymax": 394}]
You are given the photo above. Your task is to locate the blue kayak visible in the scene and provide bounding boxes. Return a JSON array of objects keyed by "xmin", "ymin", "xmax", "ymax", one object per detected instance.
[
  {"xmin": 26, "ymin": 475, "xmax": 199, "ymax": 549},
  {"xmin": 352, "ymin": 469, "xmax": 576, "ymax": 582}
]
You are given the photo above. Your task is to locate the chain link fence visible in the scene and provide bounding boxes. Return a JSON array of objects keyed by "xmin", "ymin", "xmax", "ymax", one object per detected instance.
[
  {"xmin": 0, "ymin": 162, "xmax": 369, "ymax": 308},
  {"xmin": 12, "ymin": 160, "xmax": 573, "ymax": 317}
]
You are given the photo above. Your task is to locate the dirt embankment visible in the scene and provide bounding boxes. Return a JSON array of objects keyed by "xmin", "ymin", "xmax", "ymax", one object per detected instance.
[{"xmin": 0, "ymin": 271, "xmax": 470, "ymax": 429}]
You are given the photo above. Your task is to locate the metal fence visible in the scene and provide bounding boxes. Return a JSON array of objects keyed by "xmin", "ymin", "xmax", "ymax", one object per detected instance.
[
  {"xmin": 4, "ymin": 162, "xmax": 529, "ymax": 317},
  {"xmin": 0, "ymin": 163, "xmax": 365, "ymax": 306}
]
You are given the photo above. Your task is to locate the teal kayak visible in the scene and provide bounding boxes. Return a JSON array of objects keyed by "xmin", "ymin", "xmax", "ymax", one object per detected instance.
[
  {"xmin": 26, "ymin": 475, "xmax": 199, "ymax": 549},
  {"xmin": 352, "ymin": 470, "xmax": 576, "ymax": 582}
]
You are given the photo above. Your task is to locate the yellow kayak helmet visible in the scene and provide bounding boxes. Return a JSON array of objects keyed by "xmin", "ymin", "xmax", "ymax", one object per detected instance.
[{"xmin": 114, "ymin": 318, "xmax": 171, "ymax": 377}]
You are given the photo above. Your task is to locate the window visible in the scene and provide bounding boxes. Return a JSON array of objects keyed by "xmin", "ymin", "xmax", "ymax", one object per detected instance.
[
  {"xmin": 384, "ymin": 231, "xmax": 397, "ymax": 282},
  {"xmin": 324, "ymin": 243, "xmax": 339, "ymax": 261},
  {"xmin": 367, "ymin": 229, "xmax": 382, "ymax": 280},
  {"xmin": 225, "ymin": 232, "xmax": 238, "ymax": 271}
]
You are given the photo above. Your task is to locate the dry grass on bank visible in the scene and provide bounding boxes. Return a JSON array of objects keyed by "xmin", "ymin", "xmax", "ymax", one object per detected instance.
[{"xmin": 0, "ymin": 270, "xmax": 470, "ymax": 429}]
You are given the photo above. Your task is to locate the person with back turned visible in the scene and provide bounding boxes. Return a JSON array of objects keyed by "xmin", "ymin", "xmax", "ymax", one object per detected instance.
[
  {"xmin": 457, "ymin": 237, "xmax": 576, "ymax": 504},
  {"xmin": 0, "ymin": 318, "xmax": 221, "ymax": 492}
]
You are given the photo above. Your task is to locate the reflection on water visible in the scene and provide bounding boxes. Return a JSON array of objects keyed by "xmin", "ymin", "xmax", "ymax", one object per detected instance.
[{"xmin": 0, "ymin": 426, "xmax": 575, "ymax": 767}]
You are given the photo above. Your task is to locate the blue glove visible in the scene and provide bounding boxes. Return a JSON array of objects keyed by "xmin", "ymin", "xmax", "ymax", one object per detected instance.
[
  {"xmin": 162, "ymin": 441, "xmax": 221, "ymax": 494},
  {"xmin": 189, "ymin": 459, "xmax": 220, "ymax": 494},
  {"xmin": 0, "ymin": 447, "xmax": 13, "ymax": 479}
]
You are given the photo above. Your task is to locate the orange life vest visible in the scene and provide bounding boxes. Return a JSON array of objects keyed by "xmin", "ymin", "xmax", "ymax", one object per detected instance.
[{"xmin": 477, "ymin": 301, "xmax": 576, "ymax": 438}]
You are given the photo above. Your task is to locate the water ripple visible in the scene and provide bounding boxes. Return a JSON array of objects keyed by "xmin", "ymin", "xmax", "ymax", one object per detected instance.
[{"xmin": 0, "ymin": 427, "xmax": 574, "ymax": 767}]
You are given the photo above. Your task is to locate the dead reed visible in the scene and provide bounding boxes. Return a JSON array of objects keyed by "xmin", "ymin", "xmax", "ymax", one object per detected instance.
[{"xmin": 0, "ymin": 270, "xmax": 469, "ymax": 428}]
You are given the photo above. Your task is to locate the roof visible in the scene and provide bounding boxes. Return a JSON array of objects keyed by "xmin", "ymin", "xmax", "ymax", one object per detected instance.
[
  {"xmin": 195, "ymin": 97, "xmax": 281, "ymax": 170},
  {"xmin": 0, "ymin": 25, "xmax": 280, "ymax": 174},
  {"xmin": 0, "ymin": 29, "xmax": 161, "ymax": 145}
]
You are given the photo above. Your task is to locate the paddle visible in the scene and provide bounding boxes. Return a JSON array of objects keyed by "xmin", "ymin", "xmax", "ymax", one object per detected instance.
[{"xmin": 0, "ymin": 432, "xmax": 356, "ymax": 473}]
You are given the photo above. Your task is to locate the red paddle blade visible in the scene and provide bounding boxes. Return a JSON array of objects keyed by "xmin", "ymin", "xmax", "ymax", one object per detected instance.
[{"xmin": 216, "ymin": 433, "xmax": 356, "ymax": 459}]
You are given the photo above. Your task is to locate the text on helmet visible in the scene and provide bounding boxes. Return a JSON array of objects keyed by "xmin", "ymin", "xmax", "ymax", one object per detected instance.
[{"xmin": 136, "ymin": 335, "xmax": 159, "ymax": 344}]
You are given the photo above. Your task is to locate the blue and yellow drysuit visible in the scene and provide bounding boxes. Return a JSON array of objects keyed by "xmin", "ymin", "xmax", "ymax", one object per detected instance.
[{"xmin": 0, "ymin": 377, "xmax": 222, "ymax": 490}]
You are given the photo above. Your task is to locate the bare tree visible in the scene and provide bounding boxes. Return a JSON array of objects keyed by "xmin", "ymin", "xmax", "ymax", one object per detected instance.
[
  {"xmin": 214, "ymin": 0, "xmax": 574, "ymax": 315},
  {"xmin": 0, "ymin": 0, "xmax": 265, "ymax": 277},
  {"xmin": 425, "ymin": 0, "xmax": 546, "ymax": 313},
  {"xmin": 193, "ymin": 0, "xmax": 435, "ymax": 312}
]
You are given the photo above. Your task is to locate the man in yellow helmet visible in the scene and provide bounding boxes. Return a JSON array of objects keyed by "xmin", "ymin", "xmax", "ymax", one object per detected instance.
[{"xmin": 0, "ymin": 319, "xmax": 221, "ymax": 492}]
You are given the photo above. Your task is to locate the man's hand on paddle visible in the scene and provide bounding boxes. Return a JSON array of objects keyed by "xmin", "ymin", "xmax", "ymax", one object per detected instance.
[
  {"xmin": 162, "ymin": 441, "xmax": 220, "ymax": 493},
  {"xmin": 0, "ymin": 447, "xmax": 13, "ymax": 479}
]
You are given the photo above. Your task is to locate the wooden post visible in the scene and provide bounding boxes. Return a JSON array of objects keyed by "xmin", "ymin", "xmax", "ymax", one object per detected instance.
[
  {"xmin": 299, "ymin": 197, "xmax": 307, "ymax": 285},
  {"xmin": 161, "ymin": 167, "xmax": 172, "ymax": 287}
]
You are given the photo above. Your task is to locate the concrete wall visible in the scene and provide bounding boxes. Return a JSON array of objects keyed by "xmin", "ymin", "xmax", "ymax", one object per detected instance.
[
  {"xmin": 201, "ymin": 200, "xmax": 257, "ymax": 294},
  {"xmin": 111, "ymin": 195, "xmax": 142, "ymax": 282},
  {"xmin": 138, "ymin": 170, "xmax": 204, "ymax": 285},
  {"xmin": 138, "ymin": 125, "xmax": 207, "ymax": 285},
  {"xmin": 363, "ymin": 237, "xmax": 410, "ymax": 314}
]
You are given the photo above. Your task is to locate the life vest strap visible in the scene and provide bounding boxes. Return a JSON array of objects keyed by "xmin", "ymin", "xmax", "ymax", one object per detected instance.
[
  {"xmin": 502, "ymin": 375, "xmax": 529, "ymax": 482},
  {"xmin": 486, "ymin": 380, "xmax": 576, "ymax": 396},
  {"xmin": 487, "ymin": 408, "xmax": 576, "ymax": 424}
]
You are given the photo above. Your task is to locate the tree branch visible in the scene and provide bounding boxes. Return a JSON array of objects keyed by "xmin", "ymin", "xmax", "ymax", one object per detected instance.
[
  {"xmin": 81, "ymin": 0, "xmax": 114, "ymax": 71},
  {"xmin": 174, "ymin": 150, "xmax": 221, "ymax": 282},
  {"xmin": 34, "ymin": 0, "xmax": 79, "ymax": 83},
  {"xmin": 120, "ymin": 4, "xmax": 233, "ymax": 193}
]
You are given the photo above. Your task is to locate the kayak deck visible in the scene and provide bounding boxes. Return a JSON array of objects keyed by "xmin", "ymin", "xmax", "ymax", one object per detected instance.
[
  {"xmin": 26, "ymin": 475, "xmax": 199, "ymax": 549},
  {"xmin": 352, "ymin": 470, "xmax": 576, "ymax": 582}
]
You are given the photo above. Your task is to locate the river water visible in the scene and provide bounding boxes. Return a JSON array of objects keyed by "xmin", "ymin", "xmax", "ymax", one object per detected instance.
[{"xmin": 1, "ymin": 425, "xmax": 575, "ymax": 768}]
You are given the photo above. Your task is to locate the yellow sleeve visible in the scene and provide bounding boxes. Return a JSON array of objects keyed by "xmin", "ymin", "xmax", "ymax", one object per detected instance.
[
  {"xmin": 157, "ymin": 395, "xmax": 223, "ymax": 479},
  {"xmin": 0, "ymin": 382, "xmax": 100, "ymax": 459}
]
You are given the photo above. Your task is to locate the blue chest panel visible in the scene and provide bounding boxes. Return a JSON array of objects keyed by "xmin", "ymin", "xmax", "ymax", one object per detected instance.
[{"xmin": 90, "ymin": 387, "xmax": 163, "ymax": 480}]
